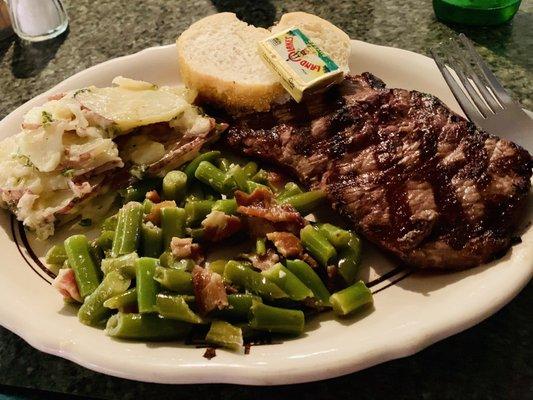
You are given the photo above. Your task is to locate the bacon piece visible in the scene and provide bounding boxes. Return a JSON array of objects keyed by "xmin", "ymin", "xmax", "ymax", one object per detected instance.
[
  {"xmin": 144, "ymin": 200, "xmax": 176, "ymax": 225},
  {"xmin": 267, "ymin": 171, "xmax": 287, "ymax": 191},
  {"xmin": 301, "ymin": 253, "xmax": 318, "ymax": 269},
  {"xmin": 235, "ymin": 188, "xmax": 306, "ymax": 235},
  {"xmin": 235, "ymin": 188, "xmax": 274, "ymax": 208},
  {"xmin": 145, "ymin": 190, "xmax": 161, "ymax": 203},
  {"xmin": 1, "ymin": 188, "xmax": 26, "ymax": 205},
  {"xmin": 249, "ymin": 249, "xmax": 280, "ymax": 271},
  {"xmin": 68, "ymin": 180, "xmax": 93, "ymax": 198},
  {"xmin": 201, "ymin": 210, "xmax": 242, "ymax": 242},
  {"xmin": 170, "ymin": 237, "xmax": 203, "ymax": 262},
  {"xmin": 192, "ymin": 265, "xmax": 228, "ymax": 314},
  {"xmin": 21, "ymin": 122, "xmax": 41, "ymax": 130},
  {"xmin": 52, "ymin": 268, "xmax": 82, "ymax": 302},
  {"xmin": 48, "ymin": 92, "xmax": 66, "ymax": 101},
  {"xmin": 266, "ymin": 232, "xmax": 303, "ymax": 258},
  {"xmin": 71, "ymin": 160, "xmax": 124, "ymax": 184}
]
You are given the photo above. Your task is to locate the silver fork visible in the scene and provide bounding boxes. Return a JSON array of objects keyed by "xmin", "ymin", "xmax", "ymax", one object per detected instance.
[{"xmin": 430, "ymin": 33, "xmax": 532, "ymax": 152}]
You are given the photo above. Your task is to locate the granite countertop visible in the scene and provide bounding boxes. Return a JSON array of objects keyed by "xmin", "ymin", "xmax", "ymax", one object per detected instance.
[{"xmin": 0, "ymin": 1, "xmax": 531, "ymax": 399}]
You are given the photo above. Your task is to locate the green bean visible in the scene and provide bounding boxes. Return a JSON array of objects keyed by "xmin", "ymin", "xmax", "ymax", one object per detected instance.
[
  {"xmin": 194, "ymin": 161, "xmax": 235, "ymax": 194},
  {"xmin": 78, "ymin": 271, "xmax": 131, "ymax": 326},
  {"xmin": 89, "ymin": 241, "xmax": 104, "ymax": 267},
  {"xmin": 156, "ymin": 294, "xmax": 204, "ymax": 324},
  {"xmin": 223, "ymin": 261, "xmax": 287, "ymax": 301},
  {"xmin": 64, "ymin": 235, "xmax": 101, "ymax": 298},
  {"xmin": 143, "ymin": 198, "xmax": 154, "ymax": 214},
  {"xmin": 249, "ymin": 301, "xmax": 305, "ymax": 335},
  {"xmin": 103, "ymin": 288, "xmax": 137, "ymax": 310},
  {"xmin": 213, "ymin": 294, "xmax": 262, "ymax": 321},
  {"xmin": 174, "ymin": 258, "xmax": 196, "ymax": 271},
  {"xmin": 101, "ymin": 252, "xmax": 138, "ymax": 278},
  {"xmin": 136, "ymin": 257, "xmax": 160, "ymax": 313},
  {"xmin": 251, "ymin": 169, "xmax": 268, "ymax": 184},
  {"xmin": 45, "ymin": 244, "xmax": 67, "ymax": 266},
  {"xmin": 141, "ymin": 224, "xmax": 163, "ymax": 258},
  {"xmin": 285, "ymin": 259, "xmax": 330, "ymax": 306},
  {"xmin": 95, "ymin": 230, "xmax": 114, "ymax": 252},
  {"xmin": 281, "ymin": 190, "xmax": 326, "ymax": 215},
  {"xmin": 159, "ymin": 252, "xmax": 195, "ymax": 271},
  {"xmin": 101, "ymin": 214, "xmax": 118, "ymax": 231},
  {"xmin": 300, "ymin": 225, "xmax": 337, "ymax": 266},
  {"xmin": 183, "ymin": 150, "xmax": 221, "ymax": 181},
  {"xmin": 246, "ymin": 180, "xmax": 270, "ymax": 193},
  {"xmin": 184, "ymin": 200, "xmax": 214, "ymax": 226},
  {"xmin": 337, "ymin": 235, "xmax": 362, "ymax": 285},
  {"xmin": 242, "ymin": 161, "xmax": 258, "ymax": 178},
  {"xmin": 207, "ymin": 259, "xmax": 227, "ymax": 275},
  {"xmin": 111, "ymin": 202, "xmax": 143, "ymax": 257},
  {"xmin": 205, "ymin": 320, "xmax": 243, "ymax": 351},
  {"xmin": 330, "ymin": 281, "xmax": 373, "ymax": 316},
  {"xmin": 212, "ymin": 198, "xmax": 237, "ymax": 215},
  {"xmin": 229, "ymin": 165, "xmax": 249, "ymax": 191},
  {"xmin": 261, "ymin": 263, "xmax": 314, "ymax": 301},
  {"xmin": 276, "ymin": 182, "xmax": 303, "ymax": 202},
  {"xmin": 161, "ymin": 206, "xmax": 186, "ymax": 249},
  {"xmin": 317, "ymin": 223, "xmax": 352, "ymax": 248},
  {"xmin": 255, "ymin": 238, "xmax": 266, "ymax": 256},
  {"xmin": 153, "ymin": 267, "xmax": 193, "ymax": 294},
  {"xmin": 180, "ymin": 294, "xmax": 196, "ymax": 304},
  {"xmin": 159, "ymin": 251, "xmax": 174, "ymax": 268},
  {"xmin": 217, "ymin": 157, "xmax": 233, "ymax": 172},
  {"xmin": 121, "ymin": 178, "xmax": 161, "ymax": 203},
  {"xmin": 189, "ymin": 228, "xmax": 205, "ymax": 241},
  {"xmin": 162, "ymin": 170, "xmax": 187, "ymax": 201},
  {"xmin": 106, "ymin": 313, "xmax": 192, "ymax": 341}
]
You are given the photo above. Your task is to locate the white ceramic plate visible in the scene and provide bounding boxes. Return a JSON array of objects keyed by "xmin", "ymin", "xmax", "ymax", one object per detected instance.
[{"xmin": 0, "ymin": 40, "xmax": 531, "ymax": 385}]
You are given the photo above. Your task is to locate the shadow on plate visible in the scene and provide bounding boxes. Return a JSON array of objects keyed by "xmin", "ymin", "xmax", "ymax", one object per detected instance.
[{"xmin": 57, "ymin": 301, "xmax": 79, "ymax": 317}]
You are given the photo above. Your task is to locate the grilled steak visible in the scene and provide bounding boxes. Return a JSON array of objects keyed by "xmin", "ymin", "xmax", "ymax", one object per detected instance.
[{"xmin": 224, "ymin": 73, "xmax": 532, "ymax": 269}]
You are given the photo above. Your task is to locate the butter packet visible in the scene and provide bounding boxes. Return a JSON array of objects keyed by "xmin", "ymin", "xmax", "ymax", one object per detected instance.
[{"xmin": 258, "ymin": 27, "xmax": 344, "ymax": 102}]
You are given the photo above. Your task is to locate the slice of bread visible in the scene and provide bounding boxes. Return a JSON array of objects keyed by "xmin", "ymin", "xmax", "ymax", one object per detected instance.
[
  {"xmin": 272, "ymin": 12, "xmax": 351, "ymax": 73},
  {"xmin": 176, "ymin": 13, "xmax": 284, "ymax": 112},
  {"xmin": 176, "ymin": 12, "xmax": 351, "ymax": 112}
]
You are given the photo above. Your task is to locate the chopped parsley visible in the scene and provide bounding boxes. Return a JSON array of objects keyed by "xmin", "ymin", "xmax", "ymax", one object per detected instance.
[
  {"xmin": 13, "ymin": 154, "xmax": 34, "ymax": 168},
  {"xmin": 61, "ymin": 168, "xmax": 76, "ymax": 178},
  {"xmin": 41, "ymin": 111, "xmax": 53, "ymax": 125},
  {"xmin": 106, "ymin": 124, "xmax": 122, "ymax": 138},
  {"xmin": 73, "ymin": 88, "xmax": 90, "ymax": 97}
]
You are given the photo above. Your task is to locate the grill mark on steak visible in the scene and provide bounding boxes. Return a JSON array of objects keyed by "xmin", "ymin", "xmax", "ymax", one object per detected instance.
[{"xmin": 223, "ymin": 73, "xmax": 532, "ymax": 269}]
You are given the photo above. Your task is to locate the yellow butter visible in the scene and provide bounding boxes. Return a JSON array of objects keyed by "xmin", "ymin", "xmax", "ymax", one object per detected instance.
[{"xmin": 258, "ymin": 27, "xmax": 344, "ymax": 102}]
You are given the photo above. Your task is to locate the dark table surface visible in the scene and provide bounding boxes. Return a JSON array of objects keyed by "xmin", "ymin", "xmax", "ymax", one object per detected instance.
[{"xmin": 0, "ymin": 1, "xmax": 531, "ymax": 399}]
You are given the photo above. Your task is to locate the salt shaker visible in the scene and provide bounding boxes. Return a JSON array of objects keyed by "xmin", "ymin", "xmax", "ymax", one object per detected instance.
[{"xmin": 5, "ymin": 0, "xmax": 68, "ymax": 42}]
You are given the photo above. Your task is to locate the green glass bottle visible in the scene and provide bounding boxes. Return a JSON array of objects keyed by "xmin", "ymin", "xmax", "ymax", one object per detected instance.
[{"xmin": 433, "ymin": 0, "xmax": 522, "ymax": 26}]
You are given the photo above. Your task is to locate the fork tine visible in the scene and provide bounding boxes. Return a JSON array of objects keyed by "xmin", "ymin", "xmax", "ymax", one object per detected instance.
[
  {"xmin": 458, "ymin": 34, "xmax": 515, "ymax": 107},
  {"xmin": 468, "ymin": 70, "xmax": 503, "ymax": 112},
  {"xmin": 446, "ymin": 41, "xmax": 492, "ymax": 117},
  {"xmin": 430, "ymin": 49, "xmax": 485, "ymax": 126},
  {"xmin": 449, "ymin": 39, "xmax": 503, "ymax": 113}
]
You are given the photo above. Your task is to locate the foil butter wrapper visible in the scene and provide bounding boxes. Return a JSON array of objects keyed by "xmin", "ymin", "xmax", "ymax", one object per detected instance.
[{"xmin": 258, "ymin": 27, "xmax": 344, "ymax": 102}]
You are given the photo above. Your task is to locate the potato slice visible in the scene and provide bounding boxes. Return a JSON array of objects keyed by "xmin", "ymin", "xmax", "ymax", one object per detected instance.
[{"xmin": 76, "ymin": 83, "xmax": 189, "ymax": 132}]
